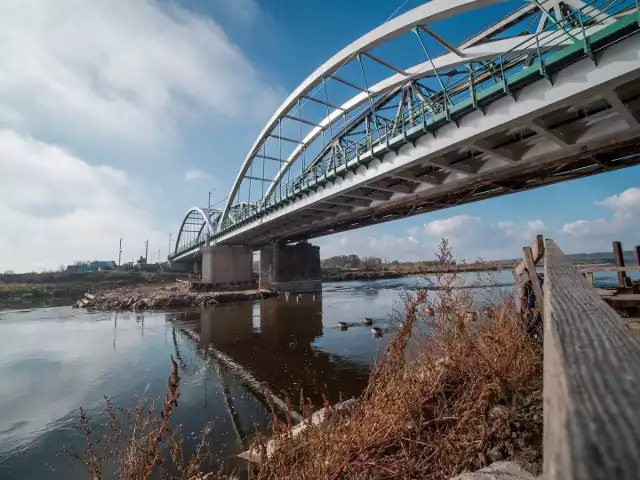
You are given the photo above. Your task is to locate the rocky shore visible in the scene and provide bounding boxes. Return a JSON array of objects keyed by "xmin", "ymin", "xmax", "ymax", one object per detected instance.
[{"xmin": 74, "ymin": 281, "xmax": 280, "ymax": 311}]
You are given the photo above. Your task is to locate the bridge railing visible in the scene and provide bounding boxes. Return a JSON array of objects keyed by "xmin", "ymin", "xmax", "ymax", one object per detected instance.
[
  {"xmin": 217, "ymin": 0, "xmax": 638, "ymax": 236},
  {"xmin": 541, "ymin": 238, "xmax": 640, "ymax": 478}
]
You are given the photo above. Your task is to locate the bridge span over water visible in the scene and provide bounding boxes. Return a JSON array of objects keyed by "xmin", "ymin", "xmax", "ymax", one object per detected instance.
[{"xmin": 169, "ymin": 0, "xmax": 640, "ymax": 292}]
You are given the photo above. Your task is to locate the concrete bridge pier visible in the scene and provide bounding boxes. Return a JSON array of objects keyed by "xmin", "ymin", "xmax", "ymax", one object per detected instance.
[
  {"xmin": 259, "ymin": 242, "xmax": 321, "ymax": 293},
  {"xmin": 201, "ymin": 245, "xmax": 253, "ymax": 289},
  {"xmin": 193, "ymin": 259, "xmax": 200, "ymax": 276}
]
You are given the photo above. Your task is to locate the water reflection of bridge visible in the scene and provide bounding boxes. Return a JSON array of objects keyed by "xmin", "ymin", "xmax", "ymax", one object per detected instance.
[{"xmin": 170, "ymin": 296, "xmax": 370, "ymax": 420}]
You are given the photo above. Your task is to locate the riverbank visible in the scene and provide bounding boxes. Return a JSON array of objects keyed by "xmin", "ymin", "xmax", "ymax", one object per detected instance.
[
  {"xmin": 0, "ymin": 271, "xmax": 178, "ymax": 310},
  {"xmin": 0, "ymin": 268, "xmax": 483, "ymax": 310}
]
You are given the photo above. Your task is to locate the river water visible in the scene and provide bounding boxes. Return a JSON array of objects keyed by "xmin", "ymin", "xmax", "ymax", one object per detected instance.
[{"xmin": 0, "ymin": 269, "xmax": 633, "ymax": 479}]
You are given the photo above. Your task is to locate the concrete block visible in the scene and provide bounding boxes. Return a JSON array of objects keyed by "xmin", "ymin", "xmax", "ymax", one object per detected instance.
[
  {"xmin": 201, "ymin": 245, "xmax": 253, "ymax": 286},
  {"xmin": 259, "ymin": 242, "xmax": 321, "ymax": 293}
]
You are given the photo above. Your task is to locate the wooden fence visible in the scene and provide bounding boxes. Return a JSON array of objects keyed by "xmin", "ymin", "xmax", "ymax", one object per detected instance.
[{"xmin": 516, "ymin": 237, "xmax": 640, "ymax": 478}]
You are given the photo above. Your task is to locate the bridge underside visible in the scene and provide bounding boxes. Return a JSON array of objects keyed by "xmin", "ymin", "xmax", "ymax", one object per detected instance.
[
  {"xmin": 171, "ymin": 0, "xmax": 640, "ymax": 272},
  {"xmin": 231, "ymin": 140, "xmax": 640, "ymax": 246},
  {"xmin": 218, "ymin": 66, "xmax": 640, "ymax": 248}
]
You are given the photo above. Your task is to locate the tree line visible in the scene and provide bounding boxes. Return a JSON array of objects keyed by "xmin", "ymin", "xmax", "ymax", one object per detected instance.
[{"xmin": 321, "ymin": 254, "xmax": 452, "ymax": 271}]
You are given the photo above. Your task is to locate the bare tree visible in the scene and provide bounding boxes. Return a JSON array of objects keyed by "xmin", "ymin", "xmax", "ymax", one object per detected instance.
[{"xmin": 361, "ymin": 256, "xmax": 382, "ymax": 271}]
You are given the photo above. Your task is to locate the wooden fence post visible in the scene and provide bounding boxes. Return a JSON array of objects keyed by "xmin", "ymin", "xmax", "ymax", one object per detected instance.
[
  {"xmin": 523, "ymin": 246, "xmax": 544, "ymax": 318},
  {"xmin": 612, "ymin": 241, "xmax": 630, "ymax": 287}
]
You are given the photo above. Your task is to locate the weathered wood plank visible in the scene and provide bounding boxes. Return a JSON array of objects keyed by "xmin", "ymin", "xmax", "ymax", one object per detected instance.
[
  {"xmin": 603, "ymin": 293, "xmax": 640, "ymax": 302},
  {"xmin": 596, "ymin": 288, "xmax": 618, "ymax": 297},
  {"xmin": 612, "ymin": 241, "xmax": 630, "ymax": 287},
  {"xmin": 543, "ymin": 239, "xmax": 640, "ymax": 479},
  {"xmin": 586, "ymin": 272, "xmax": 594, "ymax": 286},
  {"xmin": 581, "ymin": 265, "xmax": 640, "ymax": 274},
  {"xmin": 523, "ymin": 246, "xmax": 544, "ymax": 316},
  {"xmin": 532, "ymin": 234, "xmax": 544, "ymax": 263},
  {"xmin": 515, "ymin": 235, "xmax": 545, "ymax": 277}
]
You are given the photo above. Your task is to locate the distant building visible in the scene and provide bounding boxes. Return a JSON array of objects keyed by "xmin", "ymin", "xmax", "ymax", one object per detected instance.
[{"xmin": 66, "ymin": 261, "xmax": 117, "ymax": 273}]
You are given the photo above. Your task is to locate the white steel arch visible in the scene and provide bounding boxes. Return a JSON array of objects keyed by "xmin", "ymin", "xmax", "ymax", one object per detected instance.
[
  {"xmin": 218, "ymin": 0, "xmax": 627, "ymax": 232},
  {"xmin": 219, "ymin": 0, "xmax": 502, "ymax": 231},
  {"xmin": 174, "ymin": 207, "xmax": 218, "ymax": 255}
]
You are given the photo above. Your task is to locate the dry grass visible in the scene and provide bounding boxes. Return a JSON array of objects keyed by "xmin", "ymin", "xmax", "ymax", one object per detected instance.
[
  {"xmin": 249, "ymin": 239, "xmax": 543, "ymax": 479},
  {"xmin": 63, "ymin": 356, "xmax": 217, "ymax": 480},
  {"xmin": 67, "ymin": 239, "xmax": 542, "ymax": 480}
]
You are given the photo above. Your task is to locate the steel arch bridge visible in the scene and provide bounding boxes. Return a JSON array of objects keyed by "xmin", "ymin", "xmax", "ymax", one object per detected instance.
[{"xmin": 171, "ymin": 0, "xmax": 640, "ymax": 262}]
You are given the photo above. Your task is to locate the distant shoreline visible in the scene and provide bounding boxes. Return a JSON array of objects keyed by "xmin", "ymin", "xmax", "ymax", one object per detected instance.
[{"xmin": 0, "ymin": 258, "xmax": 622, "ymax": 310}]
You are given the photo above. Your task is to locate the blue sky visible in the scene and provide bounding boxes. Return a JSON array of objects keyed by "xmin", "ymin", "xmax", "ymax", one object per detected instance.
[{"xmin": 0, "ymin": 0, "xmax": 639, "ymax": 272}]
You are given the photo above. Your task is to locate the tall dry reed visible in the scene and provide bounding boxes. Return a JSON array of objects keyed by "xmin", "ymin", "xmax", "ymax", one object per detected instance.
[
  {"xmin": 250, "ymin": 239, "xmax": 542, "ymax": 479},
  {"xmin": 64, "ymin": 355, "xmax": 217, "ymax": 479}
]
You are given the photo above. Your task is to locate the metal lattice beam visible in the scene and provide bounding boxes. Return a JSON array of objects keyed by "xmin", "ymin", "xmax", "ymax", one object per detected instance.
[{"xmin": 169, "ymin": 0, "xmax": 639, "ymax": 261}]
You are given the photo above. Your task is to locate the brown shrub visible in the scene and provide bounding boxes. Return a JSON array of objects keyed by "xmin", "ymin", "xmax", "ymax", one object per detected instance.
[{"xmin": 250, "ymin": 239, "xmax": 542, "ymax": 479}]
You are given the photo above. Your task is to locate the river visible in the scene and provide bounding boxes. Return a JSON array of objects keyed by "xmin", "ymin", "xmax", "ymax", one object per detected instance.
[{"xmin": 0, "ymin": 269, "xmax": 633, "ymax": 478}]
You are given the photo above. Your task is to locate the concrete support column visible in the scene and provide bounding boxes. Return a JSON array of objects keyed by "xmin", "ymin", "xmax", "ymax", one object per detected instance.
[
  {"xmin": 193, "ymin": 259, "xmax": 200, "ymax": 276},
  {"xmin": 201, "ymin": 245, "xmax": 254, "ymax": 289},
  {"xmin": 259, "ymin": 242, "xmax": 321, "ymax": 293}
]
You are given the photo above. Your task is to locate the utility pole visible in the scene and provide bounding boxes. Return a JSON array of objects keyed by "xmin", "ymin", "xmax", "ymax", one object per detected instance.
[
  {"xmin": 118, "ymin": 238, "xmax": 122, "ymax": 266},
  {"xmin": 144, "ymin": 239, "xmax": 149, "ymax": 263},
  {"xmin": 168, "ymin": 233, "xmax": 172, "ymax": 256},
  {"xmin": 208, "ymin": 191, "xmax": 212, "ymax": 211},
  {"xmin": 157, "ymin": 248, "xmax": 161, "ymax": 263}
]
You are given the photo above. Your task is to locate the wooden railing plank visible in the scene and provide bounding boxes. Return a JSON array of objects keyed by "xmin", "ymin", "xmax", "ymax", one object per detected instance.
[
  {"xmin": 531, "ymin": 234, "xmax": 545, "ymax": 264},
  {"xmin": 581, "ymin": 265, "xmax": 640, "ymax": 274},
  {"xmin": 515, "ymin": 235, "xmax": 545, "ymax": 279},
  {"xmin": 543, "ymin": 239, "xmax": 640, "ymax": 479}
]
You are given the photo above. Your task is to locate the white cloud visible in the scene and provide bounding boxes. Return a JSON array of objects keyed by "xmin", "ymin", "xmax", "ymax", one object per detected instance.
[
  {"xmin": 0, "ymin": 0, "xmax": 284, "ymax": 271},
  {"xmin": 317, "ymin": 185, "xmax": 640, "ymax": 261},
  {"xmin": 559, "ymin": 188, "xmax": 640, "ymax": 252},
  {"xmin": 0, "ymin": 0, "xmax": 282, "ymax": 146},
  {"xmin": 0, "ymin": 130, "xmax": 166, "ymax": 272},
  {"xmin": 595, "ymin": 188, "xmax": 640, "ymax": 215},
  {"xmin": 562, "ymin": 188, "xmax": 640, "ymax": 239},
  {"xmin": 213, "ymin": 0, "xmax": 261, "ymax": 24},
  {"xmin": 184, "ymin": 168, "xmax": 212, "ymax": 183},
  {"xmin": 318, "ymin": 215, "xmax": 548, "ymax": 262},
  {"xmin": 497, "ymin": 221, "xmax": 515, "ymax": 237},
  {"xmin": 424, "ymin": 215, "xmax": 481, "ymax": 237}
]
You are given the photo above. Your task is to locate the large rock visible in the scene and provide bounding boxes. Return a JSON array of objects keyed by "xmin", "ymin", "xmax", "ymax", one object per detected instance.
[{"xmin": 451, "ymin": 461, "xmax": 536, "ymax": 480}]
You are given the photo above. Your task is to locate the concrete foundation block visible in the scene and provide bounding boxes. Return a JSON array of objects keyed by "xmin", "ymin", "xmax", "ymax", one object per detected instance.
[
  {"xmin": 259, "ymin": 242, "xmax": 321, "ymax": 293},
  {"xmin": 201, "ymin": 245, "xmax": 253, "ymax": 287}
]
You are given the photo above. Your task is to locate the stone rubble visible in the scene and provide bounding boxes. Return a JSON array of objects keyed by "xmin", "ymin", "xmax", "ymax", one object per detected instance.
[
  {"xmin": 73, "ymin": 281, "xmax": 281, "ymax": 311},
  {"xmin": 450, "ymin": 461, "xmax": 537, "ymax": 480}
]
